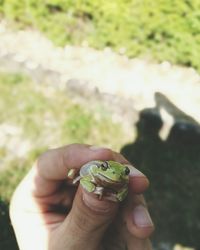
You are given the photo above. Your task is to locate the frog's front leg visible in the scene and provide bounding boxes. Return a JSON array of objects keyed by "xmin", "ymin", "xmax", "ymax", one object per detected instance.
[
  {"xmin": 80, "ymin": 176, "xmax": 104, "ymax": 199},
  {"xmin": 80, "ymin": 175, "xmax": 96, "ymax": 192}
]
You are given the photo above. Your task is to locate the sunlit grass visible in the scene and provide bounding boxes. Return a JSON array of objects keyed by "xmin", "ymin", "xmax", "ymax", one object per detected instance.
[
  {"xmin": 1, "ymin": 1, "xmax": 200, "ymax": 71},
  {"xmin": 0, "ymin": 71, "xmax": 132, "ymax": 249},
  {"xmin": 0, "ymin": 72, "xmax": 130, "ymax": 201}
]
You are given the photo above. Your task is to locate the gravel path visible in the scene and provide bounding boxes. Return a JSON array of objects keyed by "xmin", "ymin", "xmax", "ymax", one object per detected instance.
[
  {"xmin": 1, "ymin": 19, "xmax": 200, "ymax": 149},
  {"xmin": 0, "ymin": 20, "xmax": 200, "ymax": 127}
]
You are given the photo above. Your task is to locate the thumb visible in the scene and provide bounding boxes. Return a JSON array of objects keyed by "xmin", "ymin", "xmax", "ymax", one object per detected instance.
[{"xmin": 62, "ymin": 186, "xmax": 119, "ymax": 250}]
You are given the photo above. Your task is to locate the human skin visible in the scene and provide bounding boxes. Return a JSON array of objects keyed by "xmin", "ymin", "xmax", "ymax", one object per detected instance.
[{"xmin": 10, "ymin": 144, "xmax": 154, "ymax": 250}]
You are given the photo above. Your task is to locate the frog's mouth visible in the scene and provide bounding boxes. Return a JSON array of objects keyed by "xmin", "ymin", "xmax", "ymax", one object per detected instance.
[{"xmin": 98, "ymin": 173, "xmax": 121, "ymax": 183}]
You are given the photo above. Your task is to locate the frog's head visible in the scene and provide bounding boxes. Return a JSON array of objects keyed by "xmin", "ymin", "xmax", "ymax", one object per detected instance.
[{"xmin": 91, "ymin": 160, "xmax": 130, "ymax": 183}]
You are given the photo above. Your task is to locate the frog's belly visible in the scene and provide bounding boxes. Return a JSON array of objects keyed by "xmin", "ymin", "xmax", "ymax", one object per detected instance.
[{"xmin": 93, "ymin": 177, "xmax": 125, "ymax": 191}]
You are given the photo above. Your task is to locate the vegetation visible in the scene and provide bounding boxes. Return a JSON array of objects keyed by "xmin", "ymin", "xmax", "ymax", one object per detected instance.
[
  {"xmin": 1, "ymin": 1, "xmax": 200, "ymax": 71},
  {"xmin": 0, "ymin": 72, "xmax": 130, "ymax": 249},
  {"xmin": 1, "ymin": 74, "xmax": 126, "ymax": 146}
]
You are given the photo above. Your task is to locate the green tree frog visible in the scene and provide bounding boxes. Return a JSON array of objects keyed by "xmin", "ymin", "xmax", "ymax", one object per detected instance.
[{"xmin": 72, "ymin": 160, "xmax": 130, "ymax": 202}]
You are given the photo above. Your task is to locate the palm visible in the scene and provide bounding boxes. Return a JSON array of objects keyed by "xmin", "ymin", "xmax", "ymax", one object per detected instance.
[{"xmin": 28, "ymin": 182, "xmax": 126, "ymax": 249}]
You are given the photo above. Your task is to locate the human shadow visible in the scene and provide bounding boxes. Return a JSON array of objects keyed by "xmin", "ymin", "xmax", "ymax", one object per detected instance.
[
  {"xmin": 0, "ymin": 199, "xmax": 19, "ymax": 250},
  {"xmin": 121, "ymin": 92, "xmax": 200, "ymax": 250}
]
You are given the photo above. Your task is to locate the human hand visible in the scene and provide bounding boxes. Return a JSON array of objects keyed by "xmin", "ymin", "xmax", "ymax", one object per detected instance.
[{"xmin": 10, "ymin": 144, "xmax": 154, "ymax": 250}]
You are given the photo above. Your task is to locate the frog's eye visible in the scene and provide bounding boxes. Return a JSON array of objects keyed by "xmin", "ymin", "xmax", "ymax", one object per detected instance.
[
  {"xmin": 124, "ymin": 166, "xmax": 130, "ymax": 175},
  {"xmin": 101, "ymin": 161, "xmax": 109, "ymax": 171}
]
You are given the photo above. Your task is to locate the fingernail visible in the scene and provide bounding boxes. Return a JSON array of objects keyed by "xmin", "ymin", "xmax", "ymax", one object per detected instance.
[
  {"xmin": 89, "ymin": 145, "xmax": 107, "ymax": 151},
  {"xmin": 112, "ymin": 152, "xmax": 128, "ymax": 163},
  {"xmin": 82, "ymin": 191, "xmax": 114, "ymax": 213},
  {"xmin": 126, "ymin": 165, "xmax": 146, "ymax": 177},
  {"xmin": 132, "ymin": 205, "xmax": 154, "ymax": 227}
]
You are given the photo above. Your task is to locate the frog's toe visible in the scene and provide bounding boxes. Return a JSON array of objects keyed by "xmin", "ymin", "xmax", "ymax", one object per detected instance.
[
  {"xmin": 94, "ymin": 187, "xmax": 104, "ymax": 200},
  {"xmin": 94, "ymin": 186, "xmax": 104, "ymax": 195},
  {"xmin": 116, "ymin": 188, "xmax": 128, "ymax": 202}
]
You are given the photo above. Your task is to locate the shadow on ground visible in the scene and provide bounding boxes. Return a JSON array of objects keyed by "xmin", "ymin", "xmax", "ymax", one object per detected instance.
[
  {"xmin": 0, "ymin": 199, "xmax": 19, "ymax": 250},
  {"xmin": 1, "ymin": 91, "xmax": 200, "ymax": 250},
  {"xmin": 121, "ymin": 92, "xmax": 200, "ymax": 250}
]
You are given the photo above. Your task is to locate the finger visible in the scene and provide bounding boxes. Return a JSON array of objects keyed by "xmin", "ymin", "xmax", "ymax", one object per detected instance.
[
  {"xmin": 32, "ymin": 144, "xmax": 149, "ymax": 197},
  {"xmin": 127, "ymin": 165, "xmax": 149, "ymax": 194},
  {"xmin": 31, "ymin": 144, "xmax": 114, "ymax": 197},
  {"xmin": 124, "ymin": 195, "xmax": 155, "ymax": 239},
  {"xmin": 37, "ymin": 144, "xmax": 114, "ymax": 180},
  {"xmin": 126, "ymin": 237, "xmax": 153, "ymax": 250},
  {"xmin": 59, "ymin": 186, "xmax": 119, "ymax": 250},
  {"xmin": 112, "ymin": 152, "xmax": 150, "ymax": 193},
  {"xmin": 35, "ymin": 186, "xmax": 76, "ymax": 212}
]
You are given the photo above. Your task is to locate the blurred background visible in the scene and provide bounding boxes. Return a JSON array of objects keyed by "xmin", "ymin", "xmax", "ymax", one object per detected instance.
[{"xmin": 0, "ymin": 1, "xmax": 200, "ymax": 250}]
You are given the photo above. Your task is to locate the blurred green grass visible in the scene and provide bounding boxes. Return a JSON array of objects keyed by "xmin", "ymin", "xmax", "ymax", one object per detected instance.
[
  {"xmin": 0, "ymin": 72, "xmax": 130, "ymax": 249},
  {"xmin": 1, "ymin": 0, "xmax": 200, "ymax": 71},
  {"xmin": 0, "ymin": 71, "xmax": 129, "ymax": 201}
]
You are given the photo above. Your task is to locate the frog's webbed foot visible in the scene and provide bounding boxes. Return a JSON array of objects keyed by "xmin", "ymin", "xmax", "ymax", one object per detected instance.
[
  {"xmin": 80, "ymin": 177, "xmax": 96, "ymax": 193},
  {"xmin": 94, "ymin": 188, "xmax": 121, "ymax": 202},
  {"xmin": 104, "ymin": 189, "xmax": 128, "ymax": 202}
]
